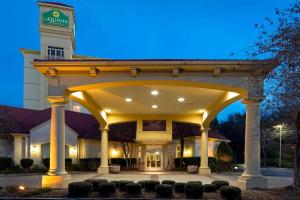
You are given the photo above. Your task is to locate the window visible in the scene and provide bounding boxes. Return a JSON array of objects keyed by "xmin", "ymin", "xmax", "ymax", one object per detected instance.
[{"xmin": 47, "ymin": 46, "xmax": 64, "ymax": 60}]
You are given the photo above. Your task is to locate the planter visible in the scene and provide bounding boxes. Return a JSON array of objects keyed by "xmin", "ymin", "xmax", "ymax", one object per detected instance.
[
  {"xmin": 187, "ymin": 165, "xmax": 198, "ymax": 174},
  {"xmin": 109, "ymin": 165, "xmax": 120, "ymax": 173}
]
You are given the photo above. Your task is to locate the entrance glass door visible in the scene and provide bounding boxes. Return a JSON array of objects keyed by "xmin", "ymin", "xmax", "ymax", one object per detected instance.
[{"xmin": 146, "ymin": 151, "xmax": 162, "ymax": 171}]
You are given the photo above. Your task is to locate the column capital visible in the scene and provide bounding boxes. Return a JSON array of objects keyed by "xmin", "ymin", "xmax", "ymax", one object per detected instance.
[
  {"xmin": 100, "ymin": 127, "xmax": 109, "ymax": 132},
  {"xmin": 242, "ymin": 97, "xmax": 264, "ymax": 105},
  {"xmin": 48, "ymin": 96, "xmax": 68, "ymax": 105}
]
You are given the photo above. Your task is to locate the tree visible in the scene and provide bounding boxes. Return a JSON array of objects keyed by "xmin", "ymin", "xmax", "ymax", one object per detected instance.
[
  {"xmin": 120, "ymin": 141, "xmax": 134, "ymax": 169},
  {"xmin": 253, "ymin": 2, "xmax": 300, "ymax": 186}
]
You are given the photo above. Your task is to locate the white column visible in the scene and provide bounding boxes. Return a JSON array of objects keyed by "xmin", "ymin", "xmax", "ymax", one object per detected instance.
[
  {"xmin": 12, "ymin": 134, "xmax": 23, "ymax": 165},
  {"xmin": 42, "ymin": 97, "xmax": 70, "ymax": 188},
  {"xmin": 98, "ymin": 127, "xmax": 109, "ymax": 174},
  {"xmin": 24, "ymin": 136, "xmax": 30, "ymax": 158},
  {"xmin": 237, "ymin": 99, "xmax": 267, "ymax": 190},
  {"xmin": 199, "ymin": 128, "xmax": 211, "ymax": 174}
]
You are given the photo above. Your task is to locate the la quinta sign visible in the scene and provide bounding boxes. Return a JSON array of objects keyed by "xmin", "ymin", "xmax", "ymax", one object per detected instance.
[{"xmin": 42, "ymin": 9, "xmax": 69, "ymax": 27}]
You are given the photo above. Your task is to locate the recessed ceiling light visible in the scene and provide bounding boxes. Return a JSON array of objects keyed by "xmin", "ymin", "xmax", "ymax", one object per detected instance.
[
  {"xmin": 178, "ymin": 97, "xmax": 185, "ymax": 102},
  {"xmin": 125, "ymin": 98, "xmax": 132, "ymax": 102},
  {"xmin": 151, "ymin": 90, "xmax": 159, "ymax": 96},
  {"xmin": 152, "ymin": 105, "xmax": 158, "ymax": 109}
]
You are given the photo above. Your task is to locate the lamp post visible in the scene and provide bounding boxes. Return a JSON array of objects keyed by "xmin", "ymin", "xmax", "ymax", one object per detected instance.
[{"xmin": 274, "ymin": 124, "xmax": 283, "ymax": 168}]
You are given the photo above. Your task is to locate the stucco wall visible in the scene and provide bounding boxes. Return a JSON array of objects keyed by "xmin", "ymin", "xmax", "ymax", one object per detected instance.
[{"xmin": 0, "ymin": 137, "xmax": 13, "ymax": 157}]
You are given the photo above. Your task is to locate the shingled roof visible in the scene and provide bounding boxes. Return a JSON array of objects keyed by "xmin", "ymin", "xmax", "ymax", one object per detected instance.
[{"xmin": 0, "ymin": 105, "xmax": 228, "ymax": 141}]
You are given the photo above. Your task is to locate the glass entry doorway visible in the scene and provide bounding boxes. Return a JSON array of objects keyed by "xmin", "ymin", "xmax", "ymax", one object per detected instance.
[{"xmin": 145, "ymin": 151, "xmax": 162, "ymax": 171}]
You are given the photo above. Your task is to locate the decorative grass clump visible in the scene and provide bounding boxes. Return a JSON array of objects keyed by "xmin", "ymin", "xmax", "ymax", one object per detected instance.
[
  {"xmin": 185, "ymin": 182, "xmax": 203, "ymax": 199},
  {"xmin": 118, "ymin": 180, "xmax": 134, "ymax": 191},
  {"xmin": 155, "ymin": 184, "xmax": 173, "ymax": 198},
  {"xmin": 211, "ymin": 180, "xmax": 229, "ymax": 189},
  {"xmin": 174, "ymin": 182, "xmax": 186, "ymax": 193},
  {"xmin": 142, "ymin": 180, "xmax": 160, "ymax": 192},
  {"xmin": 161, "ymin": 180, "xmax": 176, "ymax": 187},
  {"xmin": 203, "ymin": 184, "xmax": 217, "ymax": 193},
  {"xmin": 126, "ymin": 183, "xmax": 142, "ymax": 195},
  {"xmin": 68, "ymin": 182, "xmax": 92, "ymax": 197},
  {"xmin": 220, "ymin": 186, "xmax": 241, "ymax": 200},
  {"xmin": 84, "ymin": 179, "xmax": 108, "ymax": 191},
  {"xmin": 98, "ymin": 182, "xmax": 116, "ymax": 196}
]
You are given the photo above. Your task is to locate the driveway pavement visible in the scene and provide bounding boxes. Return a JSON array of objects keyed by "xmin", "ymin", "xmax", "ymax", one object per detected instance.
[{"xmin": 0, "ymin": 168, "xmax": 293, "ymax": 189}]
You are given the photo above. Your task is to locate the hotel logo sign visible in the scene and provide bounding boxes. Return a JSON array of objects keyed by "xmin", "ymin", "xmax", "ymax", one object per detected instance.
[{"xmin": 42, "ymin": 9, "xmax": 69, "ymax": 28}]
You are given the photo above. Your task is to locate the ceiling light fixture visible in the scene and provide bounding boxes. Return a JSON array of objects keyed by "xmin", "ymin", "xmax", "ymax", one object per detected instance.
[
  {"xmin": 152, "ymin": 105, "xmax": 158, "ymax": 109},
  {"xmin": 151, "ymin": 90, "xmax": 159, "ymax": 96},
  {"xmin": 125, "ymin": 98, "xmax": 132, "ymax": 102},
  {"xmin": 105, "ymin": 109, "xmax": 111, "ymax": 113},
  {"xmin": 178, "ymin": 97, "xmax": 185, "ymax": 102}
]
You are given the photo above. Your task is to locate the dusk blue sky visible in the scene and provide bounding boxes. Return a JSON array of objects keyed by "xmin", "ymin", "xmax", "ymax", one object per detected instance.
[{"xmin": 0, "ymin": 0, "xmax": 293, "ymax": 121}]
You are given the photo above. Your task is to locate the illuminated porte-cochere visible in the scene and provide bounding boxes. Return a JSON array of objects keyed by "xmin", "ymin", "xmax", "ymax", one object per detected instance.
[{"xmin": 18, "ymin": 1, "xmax": 277, "ymax": 189}]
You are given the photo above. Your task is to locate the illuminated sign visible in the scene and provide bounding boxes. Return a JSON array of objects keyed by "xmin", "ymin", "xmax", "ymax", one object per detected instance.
[{"xmin": 42, "ymin": 9, "xmax": 69, "ymax": 27}]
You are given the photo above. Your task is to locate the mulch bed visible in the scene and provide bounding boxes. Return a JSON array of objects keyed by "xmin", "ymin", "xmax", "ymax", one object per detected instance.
[{"xmin": 0, "ymin": 186, "xmax": 299, "ymax": 199}]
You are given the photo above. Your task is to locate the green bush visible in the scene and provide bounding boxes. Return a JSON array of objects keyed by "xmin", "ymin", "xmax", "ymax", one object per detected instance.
[
  {"xmin": 0, "ymin": 165, "xmax": 22, "ymax": 174},
  {"xmin": 174, "ymin": 157, "xmax": 216, "ymax": 169},
  {"xmin": 42, "ymin": 158, "xmax": 73, "ymax": 170},
  {"xmin": 85, "ymin": 179, "xmax": 108, "ymax": 191},
  {"xmin": 126, "ymin": 183, "xmax": 142, "ymax": 195},
  {"xmin": 118, "ymin": 180, "xmax": 134, "ymax": 191},
  {"xmin": 174, "ymin": 182, "xmax": 186, "ymax": 193},
  {"xmin": 220, "ymin": 186, "xmax": 241, "ymax": 200},
  {"xmin": 216, "ymin": 141, "xmax": 234, "ymax": 163},
  {"xmin": 110, "ymin": 158, "xmax": 137, "ymax": 168},
  {"xmin": 98, "ymin": 182, "xmax": 116, "ymax": 196},
  {"xmin": 79, "ymin": 158, "xmax": 100, "ymax": 171},
  {"xmin": 68, "ymin": 182, "xmax": 92, "ymax": 197},
  {"xmin": 4, "ymin": 185, "xmax": 18, "ymax": 193},
  {"xmin": 29, "ymin": 165, "xmax": 47, "ymax": 173},
  {"xmin": 211, "ymin": 180, "xmax": 229, "ymax": 189},
  {"xmin": 155, "ymin": 184, "xmax": 173, "ymax": 198},
  {"xmin": 161, "ymin": 180, "xmax": 176, "ymax": 187},
  {"xmin": 188, "ymin": 181, "xmax": 202, "ymax": 185},
  {"xmin": 0, "ymin": 157, "xmax": 13, "ymax": 170},
  {"xmin": 20, "ymin": 159, "xmax": 34, "ymax": 170},
  {"xmin": 142, "ymin": 180, "xmax": 160, "ymax": 192},
  {"xmin": 203, "ymin": 184, "xmax": 217, "ymax": 193},
  {"xmin": 111, "ymin": 181, "xmax": 120, "ymax": 188},
  {"xmin": 185, "ymin": 182, "xmax": 203, "ymax": 199}
]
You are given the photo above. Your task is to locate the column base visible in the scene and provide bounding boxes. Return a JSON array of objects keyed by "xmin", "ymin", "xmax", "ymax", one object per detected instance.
[
  {"xmin": 98, "ymin": 166, "xmax": 109, "ymax": 174},
  {"xmin": 198, "ymin": 167, "xmax": 211, "ymax": 175},
  {"xmin": 42, "ymin": 174, "xmax": 71, "ymax": 188},
  {"xmin": 237, "ymin": 175, "xmax": 267, "ymax": 190}
]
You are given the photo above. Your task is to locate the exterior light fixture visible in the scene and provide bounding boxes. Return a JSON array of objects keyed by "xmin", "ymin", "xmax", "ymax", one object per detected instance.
[
  {"xmin": 152, "ymin": 105, "xmax": 158, "ymax": 109},
  {"xmin": 178, "ymin": 97, "xmax": 185, "ymax": 102},
  {"xmin": 125, "ymin": 98, "xmax": 132, "ymax": 102},
  {"xmin": 151, "ymin": 90, "xmax": 159, "ymax": 96},
  {"xmin": 19, "ymin": 186, "xmax": 25, "ymax": 190}
]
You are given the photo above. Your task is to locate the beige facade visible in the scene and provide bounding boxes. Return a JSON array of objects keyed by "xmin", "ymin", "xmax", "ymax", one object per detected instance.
[{"xmin": 20, "ymin": 1, "xmax": 277, "ymax": 189}]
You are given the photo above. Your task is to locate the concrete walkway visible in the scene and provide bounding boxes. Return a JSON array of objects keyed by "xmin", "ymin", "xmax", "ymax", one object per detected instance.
[{"xmin": 0, "ymin": 168, "xmax": 293, "ymax": 189}]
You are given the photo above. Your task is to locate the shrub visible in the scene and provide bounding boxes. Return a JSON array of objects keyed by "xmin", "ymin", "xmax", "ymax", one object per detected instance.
[
  {"xmin": 0, "ymin": 157, "xmax": 13, "ymax": 170},
  {"xmin": 29, "ymin": 165, "xmax": 47, "ymax": 173},
  {"xmin": 4, "ymin": 185, "xmax": 18, "ymax": 193},
  {"xmin": 85, "ymin": 179, "xmax": 108, "ymax": 191},
  {"xmin": 118, "ymin": 180, "xmax": 134, "ymax": 191},
  {"xmin": 42, "ymin": 158, "xmax": 72, "ymax": 169},
  {"xmin": 0, "ymin": 165, "xmax": 22, "ymax": 174},
  {"xmin": 111, "ymin": 181, "xmax": 120, "ymax": 188},
  {"xmin": 161, "ymin": 180, "xmax": 176, "ymax": 187},
  {"xmin": 98, "ymin": 182, "xmax": 116, "ymax": 195},
  {"xmin": 142, "ymin": 180, "xmax": 160, "ymax": 192},
  {"xmin": 220, "ymin": 186, "xmax": 241, "ymax": 200},
  {"xmin": 155, "ymin": 184, "xmax": 173, "ymax": 198},
  {"xmin": 185, "ymin": 183, "xmax": 203, "ymax": 199},
  {"xmin": 20, "ymin": 159, "xmax": 34, "ymax": 170},
  {"xmin": 65, "ymin": 158, "xmax": 72, "ymax": 169},
  {"xmin": 174, "ymin": 182, "xmax": 186, "ymax": 193},
  {"xmin": 211, "ymin": 180, "xmax": 229, "ymax": 189},
  {"xmin": 110, "ymin": 158, "xmax": 137, "ymax": 168},
  {"xmin": 174, "ymin": 157, "xmax": 217, "ymax": 169},
  {"xmin": 216, "ymin": 141, "xmax": 234, "ymax": 163},
  {"xmin": 126, "ymin": 183, "xmax": 142, "ymax": 195},
  {"xmin": 68, "ymin": 182, "xmax": 92, "ymax": 197},
  {"xmin": 79, "ymin": 158, "xmax": 101, "ymax": 171},
  {"xmin": 188, "ymin": 181, "xmax": 202, "ymax": 185},
  {"xmin": 203, "ymin": 184, "xmax": 217, "ymax": 193}
]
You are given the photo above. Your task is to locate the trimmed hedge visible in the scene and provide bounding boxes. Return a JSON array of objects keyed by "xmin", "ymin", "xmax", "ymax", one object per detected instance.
[
  {"xmin": 85, "ymin": 179, "xmax": 108, "ymax": 191},
  {"xmin": 126, "ymin": 183, "xmax": 142, "ymax": 195},
  {"xmin": 220, "ymin": 186, "xmax": 241, "ymax": 200},
  {"xmin": 185, "ymin": 182, "xmax": 203, "ymax": 199},
  {"xmin": 111, "ymin": 181, "xmax": 120, "ymax": 188},
  {"xmin": 42, "ymin": 158, "xmax": 72, "ymax": 169},
  {"xmin": 110, "ymin": 158, "xmax": 137, "ymax": 168},
  {"xmin": 174, "ymin": 157, "xmax": 216, "ymax": 168},
  {"xmin": 203, "ymin": 184, "xmax": 217, "ymax": 193},
  {"xmin": 211, "ymin": 180, "xmax": 229, "ymax": 189},
  {"xmin": 79, "ymin": 158, "xmax": 101, "ymax": 171},
  {"xmin": 174, "ymin": 182, "xmax": 186, "ymax": 193},
  {"xmin": 98, "ymin": 182, "xmax": 116, "ymax": 195},
  {"xmin": 188, "ymin": 181, "xmax": 202, "ymax": 185},
  {"xmin": 0, "ymin": 157, "xmax": 13, "ymax": 170},
  {"xmin": 118, "ymin": 180, "xmax": 134, "ymax": 191},
  {"xmin": 155, "ymin": 184, "xmax": 173, "ymax": 198},
  {"xmin": 68, "ymin": 182, "xmax": 92, "ymax": 197},
  {"xmin": 141, "ymin": 180, "xmax": 160, "ymax": 192},
  {"xmin": 20, "ymin": 159, "xmax": 34, "ymax": 170},
  {"xmin": 161, "ymin": 180, "xmax": 176, "ymax": 187}
]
